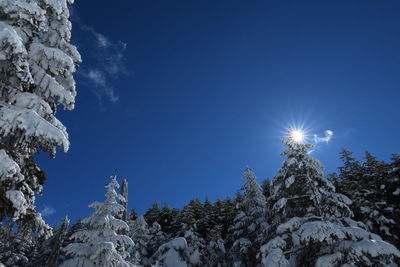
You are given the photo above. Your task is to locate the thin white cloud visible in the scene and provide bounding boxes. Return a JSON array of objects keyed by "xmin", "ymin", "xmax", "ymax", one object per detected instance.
[
  {"xmin": 82, "ymin": 69, "xmax": 119, "ymax": 104},
  {"xmin": 86, "ymin": 69, "xmax": 106, "ymax": 87},
  {"xmin": 314, "ymin": 130, "xmax": 334, "ymax": 144},
  {"xmin": 81, "ymin": 25, "xmax": 111, "ymax": 48},
  {"xmin": 71, "ymin": 10, "xmax": 129, "ymax": 104},
  {"xmin": 41, "ymin": 205, "xmax": 56, "ymax": 216}
]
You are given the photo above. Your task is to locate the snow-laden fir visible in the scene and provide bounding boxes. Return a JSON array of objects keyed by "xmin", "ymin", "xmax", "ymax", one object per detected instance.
[
  {"xmin": 0, "ymin": 0, "xmax": 399, "ymax": 266},
  {"xmin": 60, "ymin": 175, "xmax": 134, "ymax": 267}
]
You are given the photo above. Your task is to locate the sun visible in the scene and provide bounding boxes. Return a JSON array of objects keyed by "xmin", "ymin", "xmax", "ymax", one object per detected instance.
[{"xmin": 289, "ymin": 128, "xmax": 305, "ymax": 143}]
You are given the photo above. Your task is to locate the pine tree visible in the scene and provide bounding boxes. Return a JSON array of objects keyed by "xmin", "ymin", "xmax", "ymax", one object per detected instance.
[
  {"xmin": 0, "ymin": 0, "xmax": 80, "ymax": 236},
  {"xmin": 158, "ymin": 204, "xmax": 180, "ymax": 237},
  {"xmin": 260, "ymin": 129, "xmax": 400, "ymax": 266},
  {"xmin": 30, "ymin": 216, "xmax": 70, "ymax": 266},
  {"xmin": 129, "ymin": 208, "xmax": 138, "ymax": 221},
  {"xmin": 204, "ymin": 225, "xmax": 226, "ymax": 267},
  {"xmin": 147, "ymin": 222, "xmax": 167, "ymax": 260},
  {"xmin": 128, "ymin": 216, "xmax": 150, "ymax": 265},
  {"xmin": 118, "ymin": 178, "xmax": 129, "ymax": 221},
  {"xmin": 212, "ymin": 198, "xmax": 235, "ymax": 240},
  {"xmin": 261, "ymin": 178, "xmax": 271, "ymax": 199},
  {"xmin": 144, "ymin": 201, "xmax": 161, "ymax": 226},
  {"xmin": 60, "ymin": 175, "xmax": 135, "ymax": 267},
  {"xmin": 229, "ymin": 167, "xmax": 268, "ymax": 266},
  {"xmin": 333, "ymin": 150, "xmax": 400, "ymax": 248},
  {"xmin": 179, "ymin": 199, "xmax": 206, "ymax": 266},
  {"xmin": 152, "ymin": 237, "xmax": 191, "ymax": 267}
]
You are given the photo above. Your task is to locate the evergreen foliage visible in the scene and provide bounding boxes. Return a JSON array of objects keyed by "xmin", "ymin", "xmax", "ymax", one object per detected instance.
[
  {"xmin": 260, "ymin": 130, "xmax": 400, "ymax": 266},
  {"xmin": 229, "ymin": 167, "xmax": 268, "ymax": 266},
  {"xmin": 60, "ymin": 175, "xmax": 134, "ymax": 267},
  {"xmin": 331, "ymin": 149, "xmax": 400, "ymax": 248}
]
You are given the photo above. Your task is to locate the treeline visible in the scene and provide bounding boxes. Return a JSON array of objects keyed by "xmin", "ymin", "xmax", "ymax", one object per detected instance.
[{"xmin": 1, "ymin": 138, "xmax": 399, "ymax": 266}]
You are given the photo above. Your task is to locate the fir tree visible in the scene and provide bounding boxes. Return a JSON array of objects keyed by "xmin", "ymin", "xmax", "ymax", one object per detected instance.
[
  {"xmin": 144, "ymin": 201, "xmax": 161, "ymax": 226},
  {"xmin": 260, "ymin": 129, "xmax": 400, "ymax": 266},
  {"xmin": 261, "ymin": 178, "xmax": 272, "ymax": 199},
  {"xmin": 147, "ymin": 222, "xmax": 167, "ymax": 260},
  {"xmin": 333, "ymin": 150, "xmax": 400, "ymax": 248},
  {"xmin": 204, "ymin": 225, "xmax": 226, "ymax": 267},
  {"xmin": 129, "ymin": 208, "xmax": 138, "ymax": 221},
  {"xmin": 60, "ymin": 175, "xmax": 135, "ymax": 267},
  {"xmin": 0, "ymin": 0, "xmax": 80, "ymax": 236},
  {"xmin": 30, "ymin": 216, "xmax": 70, "ymax": 267},
  {"xmin": 229, "ymin": 167, "xmax": 268, "ymax": 266},
  {"xmin": 158, "ymin": 204, "xmax": 180, "ymax": 237},
  {"xmin": 118, "ymin": 178, "xmax": 129, "ymax": 221},
  {"xmin": 128, "ymin": 216, "xmax": 150, "ymax": 265},
  {"xmin": 152, "ymin": 237, "xmax": 191, "ymax": 267},
  {"xmin": 179, "ymin": 199, "xmax": 206, "ymax": 266}
]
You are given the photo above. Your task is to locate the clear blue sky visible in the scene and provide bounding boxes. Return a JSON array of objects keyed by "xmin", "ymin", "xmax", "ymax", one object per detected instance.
[{"xmin": 36, "ymin": 0, "xmax": 400, "ymax": 226}]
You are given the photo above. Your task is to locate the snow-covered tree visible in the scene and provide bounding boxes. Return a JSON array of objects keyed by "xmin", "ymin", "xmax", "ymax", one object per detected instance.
[
  {"xmin": 144, "ymin": 201, "xmax": 161, "ymax": 226},
  {"xmin": 179, "ymin": 199, "xmax": 206, "ymax": 266},
  {"xmin": 261, "ymin": 178, "xmax": 271, "ymax": 199},
  {"xmin": 117, "ymin": 178, "xmax": 129, "ymax": 221},
  {"xmin": 212, "ymin": 198, "xmax": 235, "ymax": 240},
  {"xmin": 158, "ymin": 204, "xmax": 180, "ymax": 237},
  {"xmin": 148, "ymin": 222, "xmax": 167, "ymax": 259},
  {"xmin": 0, "ymin": 0, "xmax": 80, "ymax": 235},
  {"xmin": 60, "ymin": 175, "xmax": 134, "ymax": 267},
  {"xmin": 152, "ymin": 237, "xmax": 190, "ymax": 267},
  {"xmin": 30, "ymin": 216, "xmax": 70, "ymax": 267},
  {"xmin": 129, "ymin": 208, "xmax": 138, "ymax": 221},
  {"xmin": 128, "ymin": 215, "xmax": 150, "ymax": 265},
  {"xmin": 204, "ymin": 225, "xmax": 226, "ymax": 267},
  {"xmin": 229, "ymin": 167, "xmax": 268, "ymax": 266},
  {"xmin": 332, "ymin": 149, "xmax": 400, "ymax": 248},
  {"xmin": 260, "ymin": 129, "xmax": 400, "ymax": 266},
  {"xmin": 387, "ymin": 153, "xmax": 400, "ymax": 247}
]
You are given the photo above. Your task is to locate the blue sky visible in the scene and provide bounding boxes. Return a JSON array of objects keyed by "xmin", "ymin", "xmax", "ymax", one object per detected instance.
[{"xmin": 36, "ymin": 0, "xmax": 400, "ymax": 226}]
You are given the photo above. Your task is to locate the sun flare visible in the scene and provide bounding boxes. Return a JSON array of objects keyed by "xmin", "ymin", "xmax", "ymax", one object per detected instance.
[{"xmin": 289, "ymin": 129, "xmax": 305, "ymax": 143}]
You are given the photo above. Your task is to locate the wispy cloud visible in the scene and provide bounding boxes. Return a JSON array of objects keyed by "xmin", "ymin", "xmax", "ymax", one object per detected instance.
[
  {"xmin": 41, "ymin": 205, "xmax": 56, "ymax": 216},
  {"xmin": 313, "ymin": 130, "xmax": 333, "ymax": 144},
  {"xmin": 308, "ymin": 130, "xmax": 334, "ymax": 154},
  {"xmin": 71, "ymin": 9, "xmax": 129, "ymax": 105}
]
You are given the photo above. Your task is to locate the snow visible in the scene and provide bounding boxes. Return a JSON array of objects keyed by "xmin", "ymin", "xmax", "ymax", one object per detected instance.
[
  {"xmin": 0, "ymin": 150, "xmax": 23, "ymax": 182},
  {"xmin": 0, "ymin": 103, "xmax": 70, "ymax": 151},
  {"xmin": 261, "ymin": 248, "xmax": 288, "ymax": 267},
  {"xmin": 347, "ymin": 240, "xmax": 400, "ymax": 258},
  {"xmin": 285, "ymin": 175, "xmax": 295, "ymax": 188},
  {"xmin": 393, "ymin": 188, "xmax": 400, "ymax": 195},
  {"xmin": 154, "ymin": 238, "xmax": 189, "ymax": 267},
  {"xmin": 5, "ymin": 190, "xmax": 28, "ymax": 219},
  {"xmin": 315, "ymin": 253, "xmax": 343, "ymax": 267},
  {"xmin": 273, "ymin": 197, "xmax": 287, "ymax": 211},
  {"xmin": 276, "ymin": 217, "xmax": 302, "ymax": 234}
]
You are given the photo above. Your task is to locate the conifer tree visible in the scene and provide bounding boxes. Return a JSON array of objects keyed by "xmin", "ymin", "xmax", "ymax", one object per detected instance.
[
  {"xmin": 229, "ymin": 167, "xmax": 268, "ymax": 266},
  {"xmin": 152, "ymin": 237, "xmax": 191, "ymax": 267},
  {"xmin": 0, "ymin": 0, "xmax": 80, "ymax": 235},
  {"xmin": 333, "ymin": 150, "xmax": 400, "ymax": 248},
  {"xmin": 128, "ymin": 215, "xmax": 150, "ymax": 265},
  {"xmin": 260, "ymin": 129, "xmax": 400, "ymax": 266},
  {"xmin": 204, "ymin": 225, "xmax": 226, "ymax": 267},
  {"xmin": 30, "ymin": 216, "xmax": 70, "ymax": 267},
  {"xmin": 148, "ymin": 222, "xmax": 167, "ymax": 260},
  {"xmin": 129, "ymin": 208, "xmax": 138, "ymax": 221},
  {"xmin": 213, "ymin": 198, "xmax": 235, "ymax": 240},
  {"xmin": 60, "ymin": 175, "xmax": 135, "ymax": 267},
  {"xmin": 261, "ymin": 179, "xmax": 271, "ymax": 199},
  {"xmin": 144, "ymin": 201, "xmax": 161, "ymax": 226},
  {"xmin": 158, "ymin": 204, "xmax": 180, "ymax": 237},
  {"xmin": 179, "ymin": 199, "xmax": 206, "ymax": 266},
  {"xmin": 118, "ymin": 179, "xmax": 129, "ymax": 221}
]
